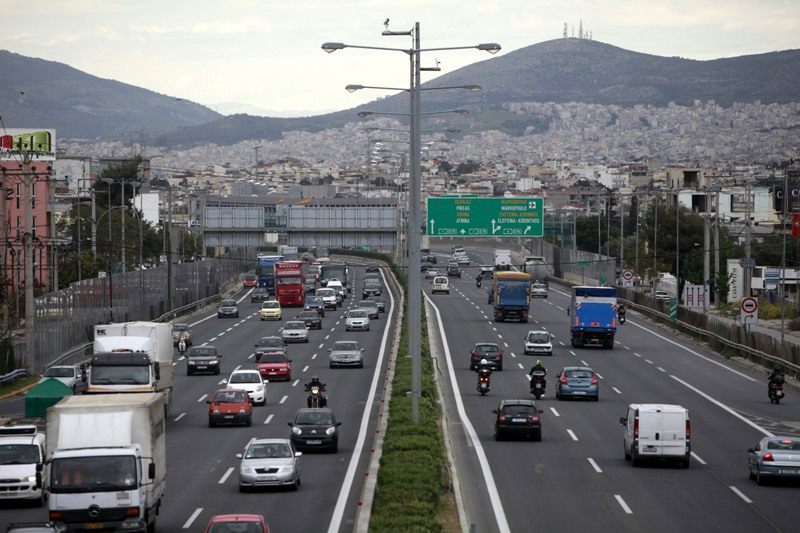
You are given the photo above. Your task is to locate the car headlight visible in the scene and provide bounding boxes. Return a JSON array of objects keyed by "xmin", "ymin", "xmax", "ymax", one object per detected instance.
[
  {"xmin": 211, "ymin": 409, "xmax": 219, "ymax": 414},
  {"xmin": 292, "ymin": 426, "xmax": 302, "ymax": 435},
  {"xmin": 326, "ymin": 427, "xmax": 337, "ymax": 436},
  {"xmin": 279, "ymin": 464, "xmax": 295, "ymax": 473},
  {"xmin": 239, "ymin": 409, "xmax": 247, "ymax": 414},
  {"xmin": 188, "ymin": 361, "xmax": 196, "ymax": 365},
  {"xmin": 241, "ymin": 466, "xmax": 254, "ymax": 474},
  {"xmin": 25, "ymin": 474, "xmax": 37, "ymax": 483},
  {"xmin": 256, "ymin": 385, "xmax": 265, "ymax": 391}
]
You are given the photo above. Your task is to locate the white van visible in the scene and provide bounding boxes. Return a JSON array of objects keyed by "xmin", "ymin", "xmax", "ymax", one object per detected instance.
[{"xmin": 619, "ymin": 403, "xmax": 690, "ymax": 468}]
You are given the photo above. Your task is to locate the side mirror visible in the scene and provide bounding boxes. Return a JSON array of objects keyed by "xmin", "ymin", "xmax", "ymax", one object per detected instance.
[
  {"xmin": 206, "ymin": 400, "xmax": 212, "ymax": 404},
  {"xmin": 747, "ymin": 448, "xmax": 755, "ymax": 454},
  {"xmin": 287, "ymin": 422, "xmax": 293, "ymax": 427},
  {"xmin": 235, "ymin": 453, "xmax": 243, "ymax": 459},
  {"xmin": 153, "ymin": 364, "xmax": 161, "ymax": 381},
  {"xmin": 336, "ymin": 422, "xmax": 342, "ymax": 427},
  {"xmin": 327, "ymin": 349, "xmax": 332, "ymax": 352},
  {"xmin": 619, "ymin": 417, "xmax": 627, "ymax": 426},
  {"xmin": 491, "ymin": 409, "xmax": 498, "ymax": 414},
  {"xmin": 538, "ymin": 409, "xmax": 544, "ymax": 414},
  {"xmin": 566, "ymin": 307, "xmax": 571, "ymax": 316}
]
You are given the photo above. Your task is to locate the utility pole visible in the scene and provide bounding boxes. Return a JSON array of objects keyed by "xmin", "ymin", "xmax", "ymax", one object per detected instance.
[
  {"xmin": 22, "ymin": 152, "xmax": 36, "ymax": 371},
  {"xmin": 1, "ymin": 176, "xmax": 8, "ymax": 331},
  {"xmin": 121, "ymin": 180, "xmax": 126, "ymax": 273}
]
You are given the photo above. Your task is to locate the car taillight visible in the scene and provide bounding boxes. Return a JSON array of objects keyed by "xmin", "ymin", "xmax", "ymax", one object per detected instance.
[
  {"xmin": 633, "ymin": 418, "xmax": 639, "ymax": 439},
  {"xmin": 471, "ymin": 352, "xmax": 478, "ymax": 358},
  {"xmin": 496, "ymin": 352, "xmax": 502, "ymax": 358},
  {"xmin": 498, "ymin": 413, "xmax": 506, "ymax": 424},
  {"xmin": 763, "ymin": 453, "xmax": 774, "ymax": 462},
  {"xmin": 591, "ymin": 375, "xmax": 598, "ymax": 386},
  {"xmin": 686, "ymin": 419, "xmax": 691, "ymax": 440},
  {"xmin": 532, "ymin": 414, "xmax": 539, "ymax": 423},
  {"xmin": 560, "ymin": 374, "xmax": 568, "ymax": 384}
]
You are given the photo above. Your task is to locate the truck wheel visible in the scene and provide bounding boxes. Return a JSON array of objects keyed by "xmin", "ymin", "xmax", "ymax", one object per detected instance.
[{"xmin": 146, "ymin": 516, "xmax": 156, "ymax": 533}]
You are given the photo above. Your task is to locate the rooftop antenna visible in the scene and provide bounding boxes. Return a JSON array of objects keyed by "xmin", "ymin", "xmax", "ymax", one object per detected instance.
[{"xmin": 563, "ymin": 23, "xmax": 568, "ymax": 38}]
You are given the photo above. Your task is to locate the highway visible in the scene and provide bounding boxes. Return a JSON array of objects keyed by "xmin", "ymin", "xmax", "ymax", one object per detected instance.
[
  {"xmin": 429, "ymin": 247, "xmax": 800, "ymax": 533},
  {"xmin": 0, "ymin": 263, "xmax": 397, "ymax": 533}
]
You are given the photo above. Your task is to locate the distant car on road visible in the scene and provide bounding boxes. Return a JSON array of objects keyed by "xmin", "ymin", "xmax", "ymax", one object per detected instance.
[
  {"xmin": 217, "ymin": 299, "xmax": 240, "ymax": 318},
  {"xmin": 242, "ymin": 274, "xmax": 258, "ymax": 288},
  {"xmin": 328, "ymin": 340, "xmax": 365, "ymax": 369},
  {"xmin": 289, "ymin": 408, "xmax": 342, "ymax": 452},
  {"xmin": 294, "ymin": 310, "xmax": 323, "ymax": 329},
  {"xmin": 425, "ymin": 268, "xmax": 440, "ymax": 279},
  {"xmin": 523, "ymin": 329, "xmax": 554, "ymax": 356},
  {"xmin": 257, "ymin": 352, "xmax": 292, "ymax": 381},
  {"xmin": 237, "ymin": 438, "xmax": 301, "ymax": 492},
  {"xmin": 655, "ymin": 290, "xmax": 671, "ymax": 301},
  {"xmin": 186, "ymin": 346, "xmax": 222, "ymax": 376},
  {"xmin": 204, "ymin": 514, "xmax": 270, "ymax": 533},
  {"xmin": 208, "ymin": 388, "xmax": 252, "ymax": 427},
  {"xmin": 447, "ymin": 265, "xmax": 461, "ymax": 278},
  {"xmin": 226, "ymin": 369, "xmax": 266, "ymax": 406},
  {"xmin": 555, "ymin": 366, "xmax": 599, "ymax": 401},
  {"xmin": 345, "ymin": 309, "xmax": 370, "ymax": 331},
  {"xmin": 250, "ymin": 287, "xmax": 269, "ymax": 303},
  {"xmin": 281, "ymin": 321, "xmax": 309, "ymax": 343},
  {"xmin": 259, "ymin": 300, "xmax": 282, "ymax": 321},
  {"xmin": 39, "ymin": 365, "xmax": 87, "ymax": 394},
  {"xmin": 492, "ymin": 399, "xmax": 543, "ymax": 441}
]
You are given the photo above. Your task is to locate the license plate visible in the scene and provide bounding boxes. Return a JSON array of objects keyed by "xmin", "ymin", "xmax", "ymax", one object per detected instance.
[
  {"xmin": 197, "ymin": 366, "xmax": 207, "ymax": 369},
  {"xmin": 306, "ymin": 440, "xmax": 322, "ymax": 445},
  {"xmin": 258, "ymin": 475, "xmax": 277, "ymax": 481},
  {"xmin": 224, "ymin": 415, "xmax": 234, "ymax": 419},
  {"xmin": 573, "ymin": 391, "xmax": 586, "ymax": 395},
  {"xmin": 511, "ymin": 418, "xmax": 527, "ymax": 423},
  {"xmin": 779, "ymin": 468, "xmax": 800, "ymax": 475},
  {"xmin": 535, "ymin": 383, "xmax": 542, "ymax": 389},
  {"xmin": 84, "ymin": 524, "xmax": 104, "ymax": 530}
]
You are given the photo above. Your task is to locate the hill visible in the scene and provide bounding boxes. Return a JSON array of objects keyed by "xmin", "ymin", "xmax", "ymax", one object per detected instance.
[{"xmin": 3, "ymin": 39, "xmax": 799, "ymax": 145}]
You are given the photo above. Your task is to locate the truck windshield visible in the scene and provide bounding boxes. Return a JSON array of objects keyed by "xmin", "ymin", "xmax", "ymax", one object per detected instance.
[
  {"xmin": 0, "ymin": 444, "xmax": 40, "ymax": 464},
  {"xmin": 91, "ymin": 365, "xmax": 151, "ymax": 384},
  {"xmin": 51, "ymin": 455, "xmax": 137, "ymax": 493}
]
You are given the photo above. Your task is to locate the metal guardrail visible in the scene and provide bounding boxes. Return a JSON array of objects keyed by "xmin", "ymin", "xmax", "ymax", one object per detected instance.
[{"xmin": 0, "ymin": 368, "xmax": 31, "ymax": 385}]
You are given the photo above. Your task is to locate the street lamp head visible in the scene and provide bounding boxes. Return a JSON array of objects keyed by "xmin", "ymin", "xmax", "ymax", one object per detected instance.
[
  {"xmin": 477, "ymin": 43, "xmax": 502, "ymax": 54},
  {"xmin": 346, "ymin": 84, "xmax": 364, "ymax": 93},
  {"xmin": 321, "ymin": 42, "xmax": 345, "ymax": 53},
  {"xmin": 358, "ymin": 111, "xmax": 374, "ymax": 118}
]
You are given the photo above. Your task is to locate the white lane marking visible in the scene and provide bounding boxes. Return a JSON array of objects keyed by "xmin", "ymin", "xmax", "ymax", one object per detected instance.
[
  {"xmin": 318, "ymin": 343, "xmax": 325, "ymax": 349},
  {"xmin": 517, "ymin": 363, "xmax": 525, "ymax": 370},
  {"xmin": 510, "ymin": 352, "xmax": 517, "ymax": 358},
  {"xmin": 427, "ymin": 295, "xmax": 512, "ymax": 533},
  {"xmin": 581, "ymin": 360, "xmax": 589, "ymax": 366},
  {"xmin": 615, "ymin": 495, "xmax": 633, "ymax": 514},
  {"xmin": 671, "ymin": 375, "xmax": 773, "ymax": 437},
  {"xmin": 325, "ymin": 334, "xmax": 331, "ymax": 340},
  {"xmin": 279, "ymin": 395, "xmax": 288, "ymax": 404},
  {"xmin": 303, "ymin": 365, "xmax": 309, "ymax": 372},
  {"xmin": 218, "ymin": 467, "xmax": 234, "ymax": 484},
  {"xmin": 292, "ymin": 379, "xmax": 300, "ymax": 387},
  {"xmin": 587, "ymin": 458, "xmax": 603, "ymax": 473},
  {"xmin": 645, "ymin": 359, "xmax": 654, "ymax": 365},
  {"xmin": 631, "ymin": 320, "xmax": 757, "ymax": 381},
  {"xmin": 569, "ymin": 350, "xmax": 576, "ymax": 356},
  {"xmin": 197, "ymin": 394, "xmax": 207, "ymax": 403},
  {"xmin": 730, "ymin": 486, "xmax": 753, "ymax": 503},
  {"xmin": 311, "ymin": 354, "xmax": 317, "ymax": 360},
  {"xmin": 264, "ymin": 414, "xmax": 274, "ymax": 425},
  {"xmin": 634, "ymin": 352, "xmax": 642, "ymax": 358},
  {"xmin": 612, "ymin": 387, "xmax": 622, "ymax": 394},
  {"xmin": 597, "ymin": 373, "xmax": 604, "ymax": 380},
  {"xmin": 657, "ymin": 367, "xmax": 666, "ymax": 372},
  {"xmin": 174, "ymin": 413, "xmax": 186, "ymax": 422},
  {"xmin": 691, "ymin": 451, "xmax": 706, "ymax": 465},
  {"xmin": 182, "ymin": 508, "xmax": 203, "ymax": 529},
  {"xmin": 567, "ymin": 429, "xmax": 579, "ymax": 441},
  {"xmin": 549, "ymin": 407, "xmax": 560, "ymax": 417}
]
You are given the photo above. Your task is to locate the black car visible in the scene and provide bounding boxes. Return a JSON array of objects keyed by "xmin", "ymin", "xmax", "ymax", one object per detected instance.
[
  {"xmin": 362, "ymin": 282, "xmax": 382, "ymax": 299},
  {"xmin": 254, "ymin": 336, "xmax": 287, "ymax": 362},
  {"xmin": 492, "ymin": 399, "xmax": 543, "ymax": 441},
  {"xmin": 294, "ymin": 310, "xmax": 323, "ymax": 330},
  {"xmin": 304, "ymin": 295, "xmax": 326, "ymax": 317},
  {"xmin": 422, "ymin": 254, "xmax": 437, "ymax": 264},
  {"xmin": 250, "ymin": 287, "xmax": 269, "ymax": 303},
  {"xmin": 366, "ymin": 263, "xmax": 380, "ymax": 272},
  {"xmin": 288, "ymin": 408, "xmax": 342, "ymax": 453},
  {"xmin": 186, "ymin": 345, "xmax": 222, "ymax": 375},
  {"xmin": 304, "ymin": 280, "xmax": 317, "ymax": 294},
  {"xmin": 217, "ymin": 299, "xmax": 239, "ymax": 318},
  {"xmin": 366, "ymin": 296, "xmax": 386, "ymax": 313},
  {"xmin": 447, "ymin": 265, "xmax": 461, "ymax": 278},
  {"xmin": 470, "ymin": 342, "xmax": 503, "ymax": 371}
]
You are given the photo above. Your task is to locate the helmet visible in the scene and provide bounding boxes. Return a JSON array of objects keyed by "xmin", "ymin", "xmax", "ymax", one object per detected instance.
[
  {"xmin": 480, "ymin": 358, "xmax": 488, "ymax": 365},
  {"xmin": 311, "ymin": 375, "xmax": 319, "ymax": 381},
  {"xmin": 536, "ymin": 360, "xmax": 542, "ymax": 366}
]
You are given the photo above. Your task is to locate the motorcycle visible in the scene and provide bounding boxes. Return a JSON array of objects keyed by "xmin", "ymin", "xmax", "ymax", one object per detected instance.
[
  {"xmin": 308, "ymin": 385, "xmax": 327, "ymax": 408},
  {"xmin": 177, "ymin": 338, "xmax": 187, "ymax": 356},
  {"xmin": 769, "ymin": 374, "xmax": 785, "ymax": 404},
  {"xmin": 618, "ymin": 313, "xmax": 626, "ymax": 325},
  {"xmin": 477, "ymin": 369, "xmax": 491, "ymax": 395},
  {"xmin": 476, "ymin": 277, "xmax": 482, "ymax": 288},
  {"xmin": 530, "ymin": 370, "xmax": 546, "ymax": 400}
]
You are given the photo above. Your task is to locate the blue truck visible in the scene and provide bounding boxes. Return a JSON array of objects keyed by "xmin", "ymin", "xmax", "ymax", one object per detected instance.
[
  {"xmin": 256, "ymin": 254, "xmax": 283, "ymax": 294},
  {"xmin": 490, "ymin": 271, "xmax": 533, "ymax": 322},
  {"xmin": 569, "ymin": 286, "xmax": 618, "ymax": 349}
]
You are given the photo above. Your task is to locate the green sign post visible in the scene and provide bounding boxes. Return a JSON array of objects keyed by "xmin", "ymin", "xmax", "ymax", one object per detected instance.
[{"xmin": 426, "ymin": 197, "xmax": 543, "ymax": 237}]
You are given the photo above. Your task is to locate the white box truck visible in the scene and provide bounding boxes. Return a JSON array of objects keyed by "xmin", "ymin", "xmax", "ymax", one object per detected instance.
[
  {"xmin": 494, "ymin": 249, "xmax": 512, "ymax": 271},
  {"xmin": 89, "ymin": 322, "xmax": 174, "ymax": 416},
  {"xmin": 0, "ymin": 425, "xmax": 46, "ymax": 506},
  {"xmin": 47, "ymin": 393, "xmax": 167, "ymax": 532},
  {"xmin": 620, "ymin": 403, "xmax": 691, "ymax": 468}
]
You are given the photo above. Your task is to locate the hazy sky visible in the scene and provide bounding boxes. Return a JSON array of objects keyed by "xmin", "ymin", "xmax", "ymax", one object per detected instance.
[{"xmin": 3, "ymin": 1, "xmax": 797, "ymax": 117}]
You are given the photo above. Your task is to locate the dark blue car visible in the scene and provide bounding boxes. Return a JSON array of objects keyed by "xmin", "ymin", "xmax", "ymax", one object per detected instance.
[{"xmin": 555, "ymin": 366, "xmax": 599, "ymax": 401}]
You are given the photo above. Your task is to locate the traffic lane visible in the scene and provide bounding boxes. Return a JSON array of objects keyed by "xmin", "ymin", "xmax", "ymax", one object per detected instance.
[{"xmin": 161, "ymin": 288, "xmax": 396, "ymax": 531}]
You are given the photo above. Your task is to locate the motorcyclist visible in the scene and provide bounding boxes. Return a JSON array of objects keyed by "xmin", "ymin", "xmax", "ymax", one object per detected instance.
[
  {"xmin": 476, "ymin": 273, "xmax": 482, "ymax": 288},
  {"xmin": 305, "ymin": 376, "xmax": 328, "ymax": 407},
  {"xmin": 477, "ymin": 358, "xmax": 493, "ymax": 378},
  {"xmin": 768, "ymin": 366, "xmax": 785, "ymax": 389},
  {"xmin": 618, "ymin": 303, "xmax": 627, "ymax": 322},
  {"xmin": 177, "ymin": 334, "xmax": 187, "ymax": 355},
  {"xmin": 529, "ymin": 360, "xmax": 547, "ymax": 391}
]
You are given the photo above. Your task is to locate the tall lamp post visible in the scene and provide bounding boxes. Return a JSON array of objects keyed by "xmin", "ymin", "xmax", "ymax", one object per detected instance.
[{"xmin": 323, "ymin": 25, "xmax": 499, "ymax": 424}]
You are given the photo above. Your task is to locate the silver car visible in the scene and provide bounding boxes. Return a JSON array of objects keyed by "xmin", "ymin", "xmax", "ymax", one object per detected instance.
[
  {"xmin": 39, "ymin": 365, "xmax": 87, "ymax": 393},
  {"xmin": 237, "ymin": 438, "xmax": 301, "ymax": 491},
  {"xmin": 281, "ymin": 321, "xmax": 309, "ymax": 343},
  {"xmin": 748, "ymin": 436, "xmax": 800, "ymax": 485},
  {"xmin": 345, "ymin": 309, "xmax": 370, "ymax": 331},
  {"xmin": 328, "ymin": 340, "xmax": 364, "ymax": 368}
]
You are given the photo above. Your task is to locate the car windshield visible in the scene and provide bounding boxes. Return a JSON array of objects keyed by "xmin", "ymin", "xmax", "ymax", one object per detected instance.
[
  {"xmin": 260, "ymin": 354, "xmax": 286, "ymax": 363},
  {"xmin": 258, "ymin": 338, "xmax": 283, "ymax": 348},
  {"xmin": 173, "ymin": 324, "xmax": 188, "ymax": 333},
  {"xmin": 245, "ymin": 442, "xmax": 293, "ymax": 459},
  {"xmin": 230, "ymin": 373, "xmax": 260, "ymax": 384},
  {"xmin": 503, "ymin": 404, "xmax": 534, "ymax": 416},
  {"xmin": 295, "ymin": 411, "xmax": 333, "ymax": 425},
  {"xmin": 767, "ymin": 439, "xmax": 800, "ymax": 450},
  {"xmin": 565, "ymin": 370, "xmax": 594, "ymax": 379},
  {"xmin": 317, "ymin": 289, "xmax": 334, "ymax": 297},
  {"xmin": 190, "ymin": 348, "xmax": 216, "ymax": 357},
  {"xmin": 44, "ymin": 367, "xmax": 74, "ymax": 378},
  {"xmin": 348, "ymin": 311, "xmax": 367, "ymax": 318},
  {"xmin": 244, "ymin": 275, "xmax": 256, "ymax": 281},
  {"xmin": 359, "ymin": 301, "xmax": 376, "ymax": 308},
  {"xmin": 334, "ymin": 342, "xmax": 359, "ymax": 351},
  {"xmin": 527, "ymin": 333, "xmax": 549, "ymax": 342},
  {"xmin": 220, "ymin": 300, "xmax": 236, "ymax": 306},
  {"xmin": 285, "ymin": 322, "xmax": 305, "ymax": 330},
  {"xmin": 307, "ymin": 297, "xmax": 322, "ymax": 304},
  {"xmin": 262, "ymin": 302, "xmax": 279, "ymax": 309},
  {"xmin": 215, "ymin": 391, "xmax": 247, "ymax": 403},
  {"xmin": 475, "ymin": 344, "xmax": 498, "ymax": 354}
]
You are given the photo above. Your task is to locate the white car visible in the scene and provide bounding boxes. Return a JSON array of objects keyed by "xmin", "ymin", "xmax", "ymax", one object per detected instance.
[
  {"xmin": 326, "ymin": 280, "xmax": 346, "ymax": 300},
  {"xmin": 345, "ymin": 309, "xmax": 370, "ymax": 331},
  {"xmin": 39, "ymin": 365, "xmax": 87, "ymax": 393},
  {"xmin": 281, "ymin": 320, "xmax": 310, "ymax": 343},
  {"xmin": 226, "ymin": 369, "xmax": 266, "ymax": 406},
  {"xmin": 531, "ymin": 282, "xmax": 548, "ymax": 298},
  {"xmin": 457, "ymin": 254, "xmax": 470, "ymax": 266},
  {"xmin": 523, "ymin": 329, "xmax": 554, "ymax": 355},
  {"xmin": 316, "ymin": 288, "xmax": 339, "ymax": 309},
  {"xmin": 432, "ymin": 276, "xmax": 450, "ymax": 294}
]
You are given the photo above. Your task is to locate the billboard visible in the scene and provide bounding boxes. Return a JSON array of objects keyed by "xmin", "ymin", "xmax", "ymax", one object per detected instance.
[{"xmin": 0, "ymin": 128, "xmax": 57, "ymax": 162}]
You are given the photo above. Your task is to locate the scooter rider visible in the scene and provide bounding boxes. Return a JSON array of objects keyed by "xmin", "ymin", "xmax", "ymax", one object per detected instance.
[
  {"xmin": 618, "ymin": 303, "xmax": 627, "ymax": 323},
  {"xmin": 529, "ymin": 360, "xmax": 547, "ymax": 386},
  {"xmin": 476, "ymin": 273, "xmax": 482, "ymax": 288},
  {"xmin": 477, "ymin": 358, "xmax": 493, "ymax": 378},
  {"xmin": 768, "ymin": 366, "xmax": 785, "ymax": 389},
  {"xmin": 177, "ymin": 334, "xmax": 187, "ymax": 355},
  {"xmin": 304, "ymin": 376, "xmax": 328, "ymax": 407}
]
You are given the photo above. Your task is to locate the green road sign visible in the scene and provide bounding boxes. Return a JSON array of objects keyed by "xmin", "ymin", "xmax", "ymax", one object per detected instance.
[
  {"xmin": 578, "ymin": 261, "xmax": 590, "ymax": 268},
  {"xmin": 426, "ymin": 197, "xmax": 543, "ymax": 237}
]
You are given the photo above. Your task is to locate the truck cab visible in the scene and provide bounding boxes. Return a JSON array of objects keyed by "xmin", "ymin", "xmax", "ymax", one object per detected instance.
[{"xmin": 0, "ymin": 426, "xmax": 46, "ymax": 506}]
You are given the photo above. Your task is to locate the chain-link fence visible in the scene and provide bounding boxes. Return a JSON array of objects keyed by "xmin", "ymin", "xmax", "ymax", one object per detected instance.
[{"xmin": 19, "ymin": 248, "xmax": 256, "ymax": 374}]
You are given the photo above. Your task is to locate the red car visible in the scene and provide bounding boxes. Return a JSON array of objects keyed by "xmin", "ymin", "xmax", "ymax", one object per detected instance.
[
  {"xmin": 205, "ymin": 514, "xmax": 270, "ymax": 533},
  {"xmin": 257, "ymin": 353, "xmax": 292, "ymax": 381},
  {"xmin": 207, "ymin": 389, "xmax": 253, "ymax": 427},
  {"xmin": 242, "ymin": 274, "xmax": 258, "ymax": 288}
]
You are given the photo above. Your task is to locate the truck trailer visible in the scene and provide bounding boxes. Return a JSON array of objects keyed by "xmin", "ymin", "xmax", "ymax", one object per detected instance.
[
  {"xmin": 490, "ymin": 271, "xmax": 533, "ymax": 322},
  {"xmin": 47, "ymin": 393, "xmax": 167, "ymax": 533},
  {"xmin": 569, "ymin": 286, "xmax": 618, "ymax": 349}
]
